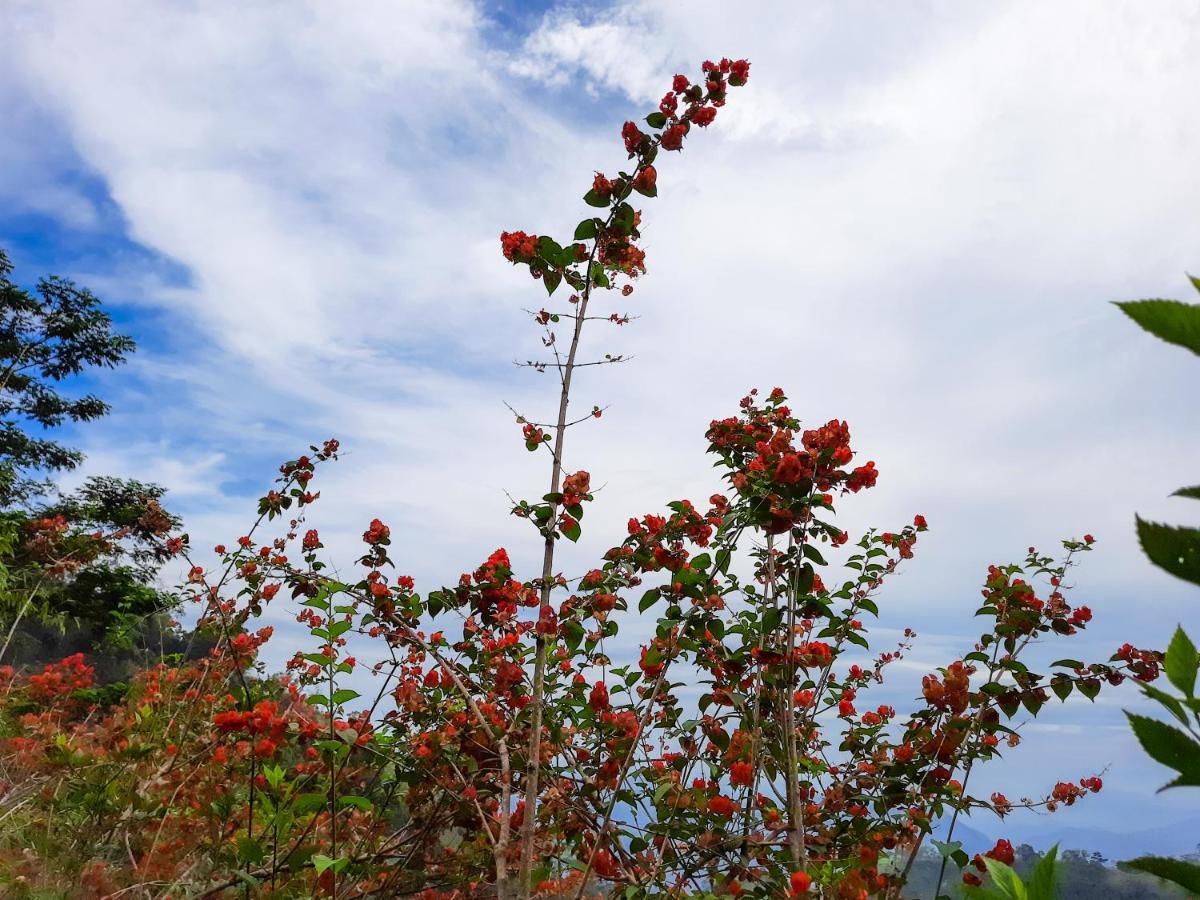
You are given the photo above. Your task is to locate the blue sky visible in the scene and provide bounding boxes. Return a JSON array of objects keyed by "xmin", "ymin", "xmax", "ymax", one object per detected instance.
[{"xmin": 2, "ymin": 0, "xmax": 1199, "ymax": 845}]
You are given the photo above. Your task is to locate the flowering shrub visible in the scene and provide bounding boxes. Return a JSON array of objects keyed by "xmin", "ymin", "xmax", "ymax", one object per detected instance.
[{"xmin": 0, "ymin": 57, "xmax": 1166, "ymax": 899}]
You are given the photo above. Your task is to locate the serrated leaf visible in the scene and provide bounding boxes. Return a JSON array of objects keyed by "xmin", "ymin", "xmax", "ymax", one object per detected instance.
[
  {"xmin": 1166, "ymin": 627, "xmax": 1198, "ymax": 697},
  {"xmin": 1173, "ymin": 485, "xmax": 1200, "ymax": 500},
  {"xmin": 1140, "ymin": 681, "xmax": 1191, "ymax": 726},
  {"xmin": 1119, "ymin": 856, "xmax": 1200, "ymax": 893},
  {"xmin": 1136, "ymin": 516, "xmax": 1200, "ymax": 586},
  {"xmin": 1116, "ymin": 298, "xmax": 1200, "ymax": 355},
  {"xmin": 1126, "ymin": 711, "xmax": 1200, "ymax": 790}
]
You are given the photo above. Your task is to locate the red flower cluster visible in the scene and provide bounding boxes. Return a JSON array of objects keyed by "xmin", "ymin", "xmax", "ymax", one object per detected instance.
[
  {"xmin": 1115, "ymin": 643, "xmax": 1162, "ymax": 682},
  {"xmin": 501, "ymin": 230, "xmax": 538, "ymax": 261},
  {"xmin": 26, "ymin": 653, "xmax": 94, "ymax": 702}
]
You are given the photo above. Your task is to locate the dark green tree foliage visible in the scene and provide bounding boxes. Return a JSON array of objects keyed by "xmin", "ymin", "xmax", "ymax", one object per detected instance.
[
  {"xmin": 1115, "ymin": 274, "xmax": 1200, "ymax": 896},
  {"xmin": 0, "ymin": 248, "xmax": 135, "ymax": 507},
  {"xmin": 0, "ymin": 249, "xmax": 198, "ymax": 675},
  {"xmin": 0, "ymin": 476, "xmax": 188, "ymax": 676}
]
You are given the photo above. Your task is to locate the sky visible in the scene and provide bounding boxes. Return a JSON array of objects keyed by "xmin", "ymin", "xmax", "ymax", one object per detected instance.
[{"xmin": 2, "ymin": 0, "xmax": 1199, "ymax": 845}]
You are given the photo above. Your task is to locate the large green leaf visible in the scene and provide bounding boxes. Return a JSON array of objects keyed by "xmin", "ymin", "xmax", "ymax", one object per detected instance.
[
  {"xmin": 1025, "ymin": 845, "xmax": 1059, "ymax": 900},
  {"xmin": 1125, "ymin": 711, "xmax": 1200, "ymax": 790},
  {"xmin": 1165, "ymin": 626, "xmax": 1198, "ymax": 697},
  {"xmin": 981, "ymin": 858, "xmax": 1027, "ymax": 899},
  {"xmin": 1120, "ymin": 856, "xmax": 1200, "ymax": 893},
  {"xmin": 1116, "ymin": 299, "xmax": 1200, "ymax": 355},
  {"xmin": 1136, "ymin": 516, "xmax": 1200, "ymax": 587}
]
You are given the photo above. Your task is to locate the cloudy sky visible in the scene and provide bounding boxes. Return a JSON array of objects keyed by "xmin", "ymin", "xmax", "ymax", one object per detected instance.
[{"xmin": 2, "ymin": 0, "xmax": 1199, "ymax": 843}]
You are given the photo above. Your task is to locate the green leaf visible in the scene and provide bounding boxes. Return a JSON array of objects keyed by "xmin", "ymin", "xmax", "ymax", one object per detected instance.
[
  {"xmin": 331, "ymin": 688, "xmax": 360, "ymax": 705},
  {"xmin": 588, "ymin": 262, "xmax": 609, "ymax": 288},
  {"xmin": 1049, "ymin": 659, "xmax": 1084, "ymax": 670},
  {"xmin": 543, "ymin": 268, "xmax": 562, "ymax": 296},
  {"xmin": 574, "ymin": 218, "xmax": 598, "ymax": 240},
  {"xmin": 931, "ymin": 839, "xmax": 962, "ymax": 860},
  {"xmin": 1026, "ymin": 845, "xmax": 1059, "ymax": 900},
  {"xmin": 1119, "ymin": 856, "xmax": 1200, "ymax": 893},
  {"xmin": 645, "ymin": 111, "xmax": 667, "ymax": 129},
  {"xmin": 562, "ymin": 619, "xmax": 584, "ymax": 652},
  {"xmin": 638, "ymin": 589, "xmax": 661, "ymax": 613},
  {"xmin": 1166, "ymin": 627, "xmax": 1198, "ymax": 697},
  {"xmin": 311, "ymin": 854, "xmax": 349, "ymax": 875},
  {"xmin": 584, "ymin": 188, "xmax": 610, "ymax": 208},
  {"xmin": 982, "ymin": 858, "xmax": 1027, "ymax": 899},
  {"xmin": 1126, "ymin": 711, "xmax": 1200, "ymax": 790},
  {"xmin": 337, "ymin": 794, "xmax": 373, "ymax": 811},
  {"xmin": 1050, "ymin": 676, "xmax": 1072, "ymax": 702},
  {"xmin": 1140, "ymin": 681, "xmax": 1191, "ymax": 726},
  {"xmin": 1136, "ymin": 516, "xmax": 1200, "ymax": 586},
  {"xmin": 1173, "ymin": 485, "xmax": 1200, "ymax": 500},
  {"xmin": 293, "ymin": 792, "xmax": 328, "ymax": 815},
  {"xmin": 1115, "ymin": 298, "xmax": 1200, "ymax": 355},
  {"xmin": 690, "ymin": 553, "xmax": 712, "ymax": 570},
  {"xmin": 561, "ymin": 518, "xmax": 581, "ymax": 542},
  {"xmin": 1076, "ymin": 678, "xmax": 1101, "ymax": 701},
  {"xmin": 237, "ymin": 836, "xmax": 266, "ymax": 866}
]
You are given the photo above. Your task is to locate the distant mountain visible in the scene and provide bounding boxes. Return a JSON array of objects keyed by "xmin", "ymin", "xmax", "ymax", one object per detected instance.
[
  {"xmin": 930, "ymin": 816, "xmax": 996, "ymax": 856},
  {"xmin": 930, "ymin": 813, "xmax": 1200, "ymax": 862},
  {"xmin": 1008, "ymin": 816, "xmax": 1200, "ymax": 862}
]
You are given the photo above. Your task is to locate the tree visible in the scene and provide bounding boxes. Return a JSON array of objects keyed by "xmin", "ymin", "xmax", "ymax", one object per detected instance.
[
  {"xmin": 0, "ymin": 475, "xmax": 184, "ymax": 673},
  {"xmin": 0, "ymin": 248, "xmax": 135, "ymax": 508},
  {"xmin": 0, "ymin": 250, "xmax": 185, "ymax": 670}
]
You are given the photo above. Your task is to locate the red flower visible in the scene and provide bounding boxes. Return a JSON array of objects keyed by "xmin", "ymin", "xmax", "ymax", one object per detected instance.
[
  {"xmin": 692, "ymin": 106, "xmax": 717, "ymax": 127},
  {"xmin": 592, "ymin": 172, "xmax": 613, "ymax": 197},
  {"xmin": 730, "ymin": 760, "xmax": 754, "ymax": 787},
  {"xmin": 501, "ymin": 230, "xmax": 538, "ymax": 261},
  {"xmin": 589, "ymin": 681, "xmax": 610, "ymax": 712},
  {"xmin": 672, "ymin": 73, "xmax": 689, "ymax": 92},
  {"xmin": 633, "ymin": 166, "xmax": 657, "ymax": 194},
  {"xmin": 363, "ymin": 518, "xmax": 390, "ymax": 544},
  {"xmin": 622, "ymin": 121, "xmax": 644, "ymax": 153},
  {"xmin": 707, "ymin": 794, "xmax": 738, "ymax": 817},
  {"xmin": 661, "ymin": 122, "xmax": 688, "ymax": 151},
  {"xmin": 789, "ymin": 871, "xmax": 812, "ymax": 895},
  {"xmin": 846, "ymin": 460, "xmax": 878, "ymax": 492}
]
